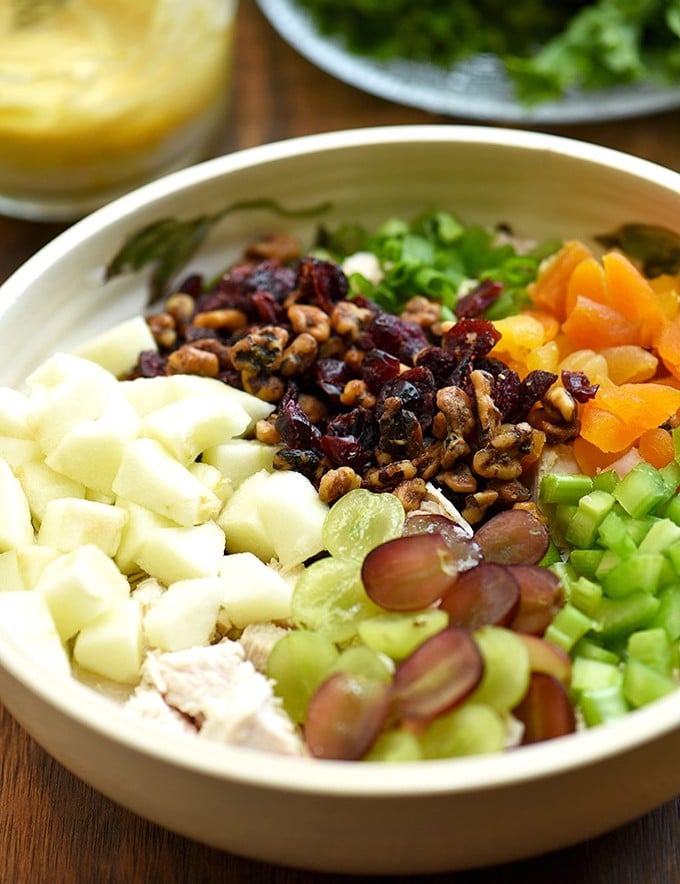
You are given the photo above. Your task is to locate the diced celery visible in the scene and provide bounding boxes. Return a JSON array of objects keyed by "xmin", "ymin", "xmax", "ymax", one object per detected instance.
[
  {"xmin": 555, "ymin": 503, "xmax": 578, "ymax": 536},
  {"xmin": 592, "ymin": 591, "xmax": 661, "ymax": 640},
  {"xmin": 538, "ymin": 539, "xmax": 562, "ymax": 567},
  {"xmin": 544, "ymin": 603, "xmax": 594, "ymax": 652},
  {"xmin": 649, "ymin": 586, "xmax": 680, "ymax": 641},
  {"xmin": 625, "ymin": 516, "xmax": 657, "ymax": 546},
  {"xmin": 601, "ymin": 553, "xmax": 664, "ymax": 598},
  {"xmin": 571, "ymin": 656, "xmax": 623, "ymax": 694},
  {"xmin": 595, "ymin": 549, "xmax": 622, "ymax": 580},
  {"xmin": 597, "ymin": 510, "xmax": 637, "ymax": 558},
  {"xmin": 627, "ymin": 628, "xmax": 673, "ymax": 676},
  {"xmin": 660, "ymin": 460, "xmax": 680, "ymax": 494},
  {"xmin": 549, "ymin": 560, "xmax": 578, "ymax": 597},
  {"xmin": 613, "ymin": 463, "xmax": 673, "ymax": 518},
  {"xmin": 570, "ymin": 576, "xmax": 603, "ymax": 617},
  {"xmin": 570, "ymin": 548, "xmax": 604, "ymax": 579},
  {"xmin": 622, "ymin": 657, "xmax": 676, "ymax": 708},
  {"xmin": 592, "ymin": 470, "xmax": 619, "ymax": 494},
  {"xmin": 572, "ymin": 636, "xmax": 620, "ymax": 665},
  {"xmin": 565, "ymin": 490, "xmax": 616, "ymax": 549},
  {"xmin": 658, "ymin": 557, "xmax": 677, "ymax": 590},
  {"xmin": 579, "ymin": 685, "xmax": 629, "ymax": 726},
  {"xmin": 661, "ymin": 494, "xmax": 680, "ymax": 526},
  {"xmin": 637, "ymin": 518, "xmax": 680, "ymax": 554},
  {"xmin": 665, "ymin": 541, "xmax": 680, "ymax": 576},
  {"xmin": 540, "ymin": 473, "xmax": 593, "ymax": 505}
]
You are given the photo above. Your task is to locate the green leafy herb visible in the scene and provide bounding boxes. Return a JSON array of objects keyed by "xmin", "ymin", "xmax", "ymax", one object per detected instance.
[
  {"xmin": 315, "ymin": 210, "xmax": 560, "ymax": 319},
  {"xmin": 295, "ymin": 0, "xmax": 680, "ymax": 105},
  {"xmin": 106, "ymin": 197, "xmax": 332, "ymax": 305},
  {"xmin": 596, "ymin": 223, "xmax": 680, "ymax": 277}
]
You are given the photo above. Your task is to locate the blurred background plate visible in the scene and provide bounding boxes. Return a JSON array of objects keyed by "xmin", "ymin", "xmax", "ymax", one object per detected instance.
[{"xmin": 256, "ymin": 0, "xmax": 680, "ymax": 125}]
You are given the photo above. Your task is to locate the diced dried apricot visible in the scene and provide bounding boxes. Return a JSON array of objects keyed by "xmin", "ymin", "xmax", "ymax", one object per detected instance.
[
  {"xmin": 572, "ymin": 435, "xmax": 628, "ymax": 475},
  {"xmin": 529, "ymin": 240, "xmax": 593, "ymax": 321},
  {"xmin": 602, "ymin": 251, "xmax": 664, "ymax": 346},
  {"xmin": 655, "ymin": 317, "xmax": 680, "ymax": 381},
  {"xmin": 638, "ymin": 427, "xmax": 675, "ymax": 469},
  {"xmin": 564, "ymin": 256, "xmax": 608, "ymax": 316},
  {"xmin": 561, "ymin": 296, "xmax": 640, "ymax": 349}
]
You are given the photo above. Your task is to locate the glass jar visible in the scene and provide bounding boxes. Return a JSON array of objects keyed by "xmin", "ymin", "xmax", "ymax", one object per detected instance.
[{"xmin": 0, "ymin": 0, "xmax": 237, "ymax": 220}]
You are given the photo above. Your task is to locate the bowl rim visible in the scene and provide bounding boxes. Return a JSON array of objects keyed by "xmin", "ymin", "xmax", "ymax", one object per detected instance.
[{"xmin": 2, "ymin": 123, "xmax": 680, "ymax": 799}]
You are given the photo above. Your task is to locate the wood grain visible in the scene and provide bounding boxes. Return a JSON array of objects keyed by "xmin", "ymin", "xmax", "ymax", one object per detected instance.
[{"xmin": 1, "ymin": 3, "xmax": 680, "ymax": 881}]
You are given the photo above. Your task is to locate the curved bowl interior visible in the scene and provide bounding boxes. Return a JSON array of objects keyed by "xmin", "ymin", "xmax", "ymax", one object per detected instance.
[{"xmin": 2, "ymin": 126, "xmax": 680, "ymax": 874}]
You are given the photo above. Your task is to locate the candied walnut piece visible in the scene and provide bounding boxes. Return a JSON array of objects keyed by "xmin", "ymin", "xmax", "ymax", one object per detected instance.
[
  {"xmin": 296, "ymin": 393, "xmax": 329, "ymax": 424},
  {"xmin": 486, "ymin": 478, "xmax": 532, "ymax": 506},
  {"xmin": 438, "ymin": 464, "xmax": 478, "ymax": 495},
  {"xmin": 255, "ymin": 417, "xmax": 281, "ymax": 445},
  {"xmin": 462, "ymin": 489, "xmax": 500, "ymax": 525},
  {"xmin": 331, "ymin": 301, "xmax": 374, "ymax": 342},
  {"xmin": 241, "ymin": 370, "xmax": 286, "ymax": 402},
  {"xmin": 400, "ymin": 296, "xmax": 441, "ymax": 331},
  {"xmin": 472, "ymin": 422, "xmax": 538, "ymax": 480},
  {"xmin": 229, "ymin": 326, "xmax": 290, "ymax": 373},
  {"xmin": 529, "ymin": 387, "xmax": 580, "ymax": 444},
  {"xmin": 435, "ymin": 386, "xmax": 475, "ymax": 467},
  {"xmin": 280, "ymin": 333, "xmax": 319, "ymax": 378},
  {"xmin": 364, "ymin": 460, "xmax": 418, "ymax": 490},
  {"xmin": 147, "ymin": 313, "xmax": 177, "ymax": 349},
  {"xmin": 340, "ymin": 379, "xmax": 376, "ymax": 410},
  {"xmin": 244, "ymin": 232, "xmax": 302, "ymax": 263},
  {"xmin": 318, "ymin": 466, "xmax": 362, "ymax": 504},
  {"xmin": 192, "ymin": 308, "xmax": 248, "ymax": 332},
  {"xmin": 167, "ymin": 344, "xmax": 219, "ymax": 377},
  {"xmin": 189, "ymin": 337, "xmax": 232, "ymax": 369},
  {"xmin": 392, "ymin": 477, "xmax": 428, "ymax": 512},
  {"xmin": 470, "ymin": 369, "xmax": 502, "ymax": 441},
  {"xmin": 411, "ymin": 440, "xmax": 444, "ymax": 482},
  {"xmin": 287, "ymin": 304, "xmax": 331, "ymax": 343},
  {"xmin": 165, "ymin": 292, "xmax": 196, "ymax": 328}
]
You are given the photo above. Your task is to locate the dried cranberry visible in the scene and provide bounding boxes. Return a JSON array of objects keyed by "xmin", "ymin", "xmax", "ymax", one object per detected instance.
[
  {"xmin": 454, "ymin": 280, "xmax": 504, "ymax": 318},
  {"xmin": 361, "ymin": 349, "xmax": 401, "ymax": 394},
  {"xmin": 376, "ymin": 367, "xmax": 436, "ymax": 432},
  {"xmin": 135, "ymin": 350, "xmax": 167, "ymax": 378},
  {"xmin": 325, "ymin": 407, "xmax": 379, "ymax": 452},
  {"xmin": 252, "ymin": 290, "xmax": 284, "ymax": 324},
  {"xmin": 296, "ymin": 257, "xmax": 349, "ymax": 313},
  {"xmin": 415, "ymin": 346, "xmax": 458, "ymax": 387},
  {"xmin": 320, "ymin": 434, "xmax": 373, "ymax": 470},
  {"xmin": 314, "ymin": 358, "xmax": 352, "ymax": 401},
  {"xmin": 176, "ymin": 273, "xmax": 204, "ymax": 299},
  {"xmin": 275, "ymin": 398, "xmax": 323, "ymax": 451},
  {"xmin": 442, "ymin": 317, "xmax": 501, "ymax": 360},
  {"xmin": 562, "ymin": 370, "xmax": 599, "ymax": 403},
  {"xmin": 499, "ymin": 368, "xmax": 558, "ymax": 423},
  {"xmin": 378, "ymin": 399, "xmax": 423, "ymax": 459},
  {"xmin": 366, "ymin": 312, "xmax": 429, "ymax": 364}
]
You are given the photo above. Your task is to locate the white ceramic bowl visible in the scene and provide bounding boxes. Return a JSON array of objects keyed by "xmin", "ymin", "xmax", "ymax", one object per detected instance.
[{"xmin": 2, "ymin": 126, "xmax": 680, "ymax": 875}]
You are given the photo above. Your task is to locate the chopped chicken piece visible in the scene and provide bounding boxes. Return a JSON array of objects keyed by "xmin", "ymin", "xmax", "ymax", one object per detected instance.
[
  {"xmin": 125, "ymin": 685, "xmax": 197, "ymax": 736},
  {"xmin": 126, "ymin": 640, "xmax": 306, "ymax": 756},
  {"xmin": 239, "ymin": 622, "xmax": 290, "ymax": 673}
]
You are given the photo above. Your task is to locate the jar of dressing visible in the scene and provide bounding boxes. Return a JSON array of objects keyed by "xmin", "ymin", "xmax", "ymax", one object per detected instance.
[{"xmin": 0, "ymin": 0, "xmax": 237, "ymax": 220}]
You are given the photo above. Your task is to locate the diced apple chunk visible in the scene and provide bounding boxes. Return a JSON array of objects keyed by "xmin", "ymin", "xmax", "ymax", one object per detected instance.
[
  {"xmin": 113, "ymin": 500, "xmax": 175, "ymax": 575},
  {"xmin": 73, "ymin": 598, "xmax": 144, "ymax": 684},
  {"xmin": 135, "ymin": 520, "xmax": 226, "ymax": 586},
  {"xmin": 0, "ymin": 437, "xmax": 42, "ymax": 470},
  {"xmin": 36, "ymin": 544, "xmax": 131, "ymax": 641},
  {"xmin": 202, "ymin": 438, "xmax": 275, "ymax": 489},
  {"xmin": 0, "ymin": 387, "xmax": 32, "ymax": 438},
  {"xmin": 16, "ymin": 545, "xmax": 60, "ymax": 589},
  {"xmin": 0, "ymin": 591, "xmax": 71, "ymax": 675},
  {"xmin": 26, "ymin": 353, "xmax": 125, "ymax": 453},
  {"xmin": 141, "ymin": 395, "xmax": 251, "ymax": 465},
  {"xmin": 0, "ymin": 550, "xmax": 24, "ymax": 591},
  {"xmin": 0, "ymin": 458, "xmax": 35, "ymax": 552},
  {"xmin": 217, "ymin": 470, "xmax": 276, "ymax": 562},
  {"xmin": 187, "ymin": 461, "xmax": 233, "ymax": 506},
  {"xmin": 38, "ymin": 498, "xmax": 128, "ymax": 557},
  {"xmin": 120, "ymin": 374, "xmax": 274, "ymax": 426},
  {"xmin": 143, "ymin": 577, "xmax": 223, "ymax": 651},
  {"xmin": 219, "ymin": 552, "xmax": 293, "ymax": 629},
  {"xmin": 45, "ymin": 403, "xmax": 140, "ymax": 495},
  {"xmin": 112, "ymin": 437, "xmax": 221, "ymax": 526},
  {"xmin": 257, "ymin": 470, "xmax": 328, "ymax": 570},
  {"xmin": 73, "ymin": 316, "xmax": 157, "ymax": 378},
  {"xmin": 16, "ymin": 459, "xmax": 86, "ymax": 525}
]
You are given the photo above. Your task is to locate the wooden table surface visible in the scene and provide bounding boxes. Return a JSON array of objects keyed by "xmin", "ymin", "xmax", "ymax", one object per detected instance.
[{"xmin": 2, "ymin": 3, "xmax": 680, "ymax": 882}]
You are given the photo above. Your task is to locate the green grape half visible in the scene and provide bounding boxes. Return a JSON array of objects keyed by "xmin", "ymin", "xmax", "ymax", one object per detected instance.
[
  {"xmin": 266, "ymin": 630, "xmax": 339, "ymax": 723},
  {"xmin": 322, "ymin": 488, "xmax": 405, "ymax": 562}
]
